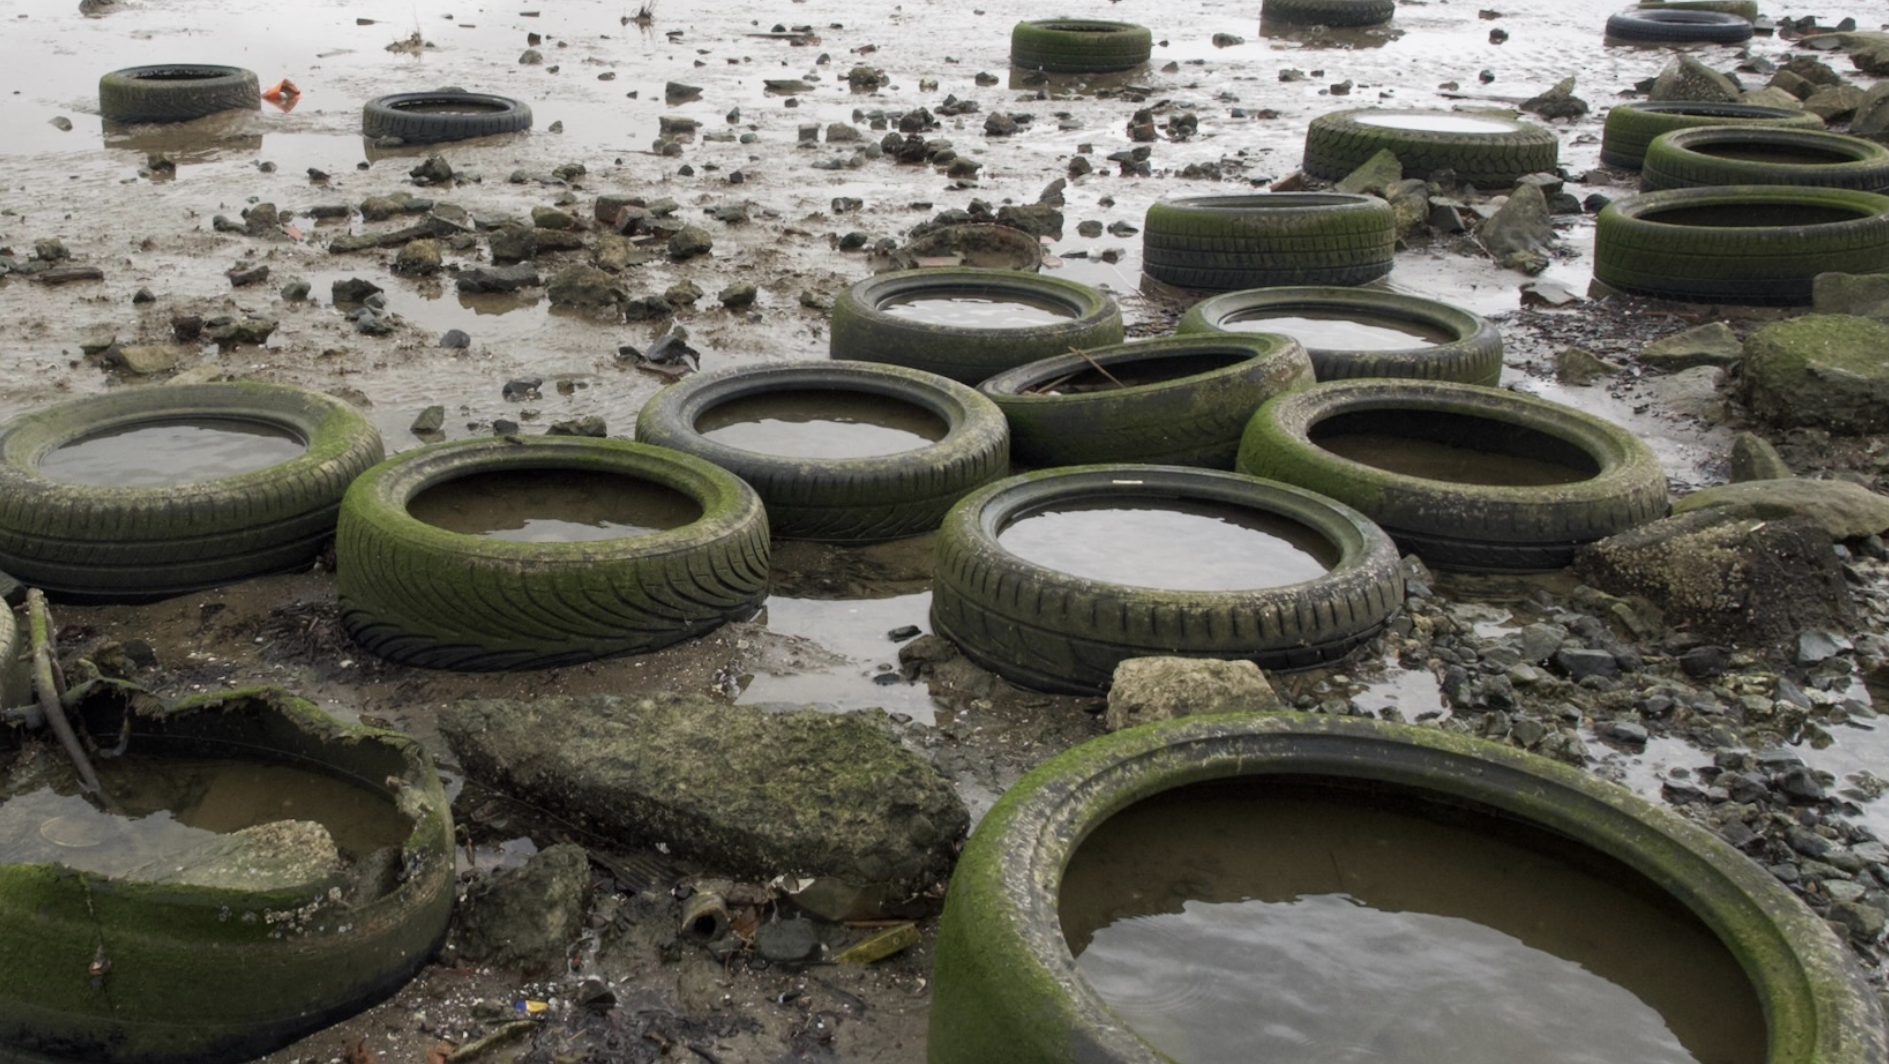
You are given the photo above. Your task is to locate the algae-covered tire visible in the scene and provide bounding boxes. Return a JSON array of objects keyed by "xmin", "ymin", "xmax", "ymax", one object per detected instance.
[
  {"xmin": 1302, "ymin": 108, "xmax": 1559, "ymax": 188},
  {"xmin": 0, "ymin": 383, "xmax": 384, "ymax": 604},
  {"xmin": 0, "ymin": 602, "xmax": 24, "ymax": 713},
  {"xmin": 97, "ymin": 65, "xmax": 260, "ymax": 124},
  {"xmin": 635, "ymin": 361, "xmax": 1010, "ymax": 543},
  {"xmin": 1237, "ymin": 380, "xmax": 1669, "ymax": 571},
  {"xmin": 0, "ymin": 687, "xmax": 455, "ymax": 1064},
  {"xmin": 1637, "ymin": 0, "xmax": 1759, "ymax": 18},
  {"xmin": 1009, "ymin": 20, "xmax": 1152, "ymax": 73},
  {"xmin": 1604, "ymin": 6, "xmax": 1753, "ymax": 42},
  {"xmin": 930, "ymin": 466, "xmax": 1403, "ymax": 693},
  {"xmin": 1177, "ymin": 286, "xmax": 1504, "ymax": 386},
  {"xmin": 1599, "ymin": 102, "xmax": 1824, "ymax": 170},
  {"xmin": 1141, "ymin": 194, "xmax": 1394, "ymax": 291},
  {"xmin": 830, "ymin": 268, "xmax": 1124, "ymax": 385},
  {"xmin": 361, "ymin": 91, "xmax": 533, "ymax": 144},
  {"xmin": 978, "ymin": 335, "xmax": 1315, "ymax": 469},
  {"xmin": 928, "ymin": 713, "xmax": 1887, "ymax": 1064},
  {"xmin": 1640, "ymin": 127, "xmax": 1889, "ymax": 193},
  {"xmin": 1594, "ymin": 186, "xmax": 1889, "ymax": 305},
  {"xmin": 1260, "ymin": 0, "xmax": 1395, "ymax": 27},
  {"xmin": 337, "ymin": 436, "xmax": 768, "ymax": 671}
]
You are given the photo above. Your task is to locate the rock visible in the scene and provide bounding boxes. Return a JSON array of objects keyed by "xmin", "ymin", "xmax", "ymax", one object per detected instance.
[
  {"xmin": 439, "ymin": 329, "xmax": 471, "ymax": 349},
  {"xmin": 409, "ymin": 154, "xmax": 454, "ymax": 185},
  {"xmin": 1104, "ymin": 657, "xmax": 1286, "ymax": 732},
  {"xmin": 456, "ymin": 264, "xmax": 541, "ymax": 294},
  {"xmin": 1555, "ymin": 346, "xmax": 1617, "ymax": 385},
  {"xmin": 1729, "ymin": 432, "xmax": 1792, "ymax": 481},
  {"xmin": 1640, "ymin": 321, "xmax": 1742, "ymax": 370},
  {"xmin": 718, "ymin": 282, "xmax": 758, "ymax": 309},
  {"xmin": 454, "ymin": 843, "xmax": 589, "ymax": 975},
  {"xmin": 984, "ymin": 112, "xmax": 1019, "ymax": 136},
  {"xmin": 545, "ymin": 265, "xmax": 625, "ymax": 308},
  {"xmin": 1768, "ymin": 68, "xmax": 1815, "ymax": 99},
  {"xmin": 1738, "ymin": 87, "xmax": 1806, "ymax": 111},
  {"xmin": 139, "ymin": 820, "xmax": 340, "ymax": 892},
  {"xmin": 532, "ymin": 206, "xmax": 577, "ymax": 230},
  {"xmin": 1552, "ymin": 648, "xmax": 1620, "ymax": 681},
  {"xmin": 668, "ymin": 225, "xmax": 713, "ymax": 260},
  {"xmin": 1478, "ymin": 184, "xmax": 1554, "ymax": 272},
  {"xmin": 279, "ymin": 280, "xmax": 310, "ymax": 301},
  {"xmin": 391, "ymin": 238, "xmax": 442, "ymax": 277},
  {"xmin": 240, "ymin": 202, "xmax": 279, "ymax": 234},
  {"xmin": 547, "ymin": 416, "xmax": 607, "ymax": 437},
  {"xmin": 1796, "ymin": 629, "xmax": 1850, "ymax": 664},
  {"xmin": 1521, "ymin": 76, "xmax": 1589, "ymax": 119},
  {"xmin": 1852, "ymin": 82, "xmax": 1889, "ymax": 138},
  {"xmin": 106, "ymin": 344, "xmax": 186, "ymax": 375},
  {"xmin": 1803, "ymin": 85, "xmax": 1864, "ymax": 122},
  {"xmin": 995, "ymin": 202, "xmax": 1063, "ymax": 239},
  {"xmin": 1739, "ymin": 314, "xmax": 1889, "ymax": 433},
  {"xmin": 411, "ymin": 405, "xmax": 446, "ymax": 435},
  {"xmin": 332, "ymin": 277, "xmax": 383, "ymax": 304},
  {"xmin": 206, "ymin": 317, "xmax": 276, "ymax": 345},
  {"xmin": 1649, "ymin": 54, "xmax": 1741, "ymax": 103},
  {"xmin": 225, "ymin": 263, "xmax": 269, "ymax": 287},
  {"xmin": 488, "ymin": 226, "xmax": 538, "ymax": 264},
  {"xmin": 1811, "ymin": 272, "xmax": 1889, "ymax": 320},
  {"xmin": 1671, "ymin": 478, "xmax": 1889, "ymax": 540},
  {"xmin": 1334, "ymin": 148, "xmax": 1402, "ymax": 195},
  {"xmin": 1384, "ymin": 180, "xmax": 1430, "ymax": 239},
  {"xmin": 754, "ymin": 919, "xmax": 821, "ymax": 964},
  {"xmin": 439, "ymin": 693, "xmax": 968, "ymax": 898},
  {"xmin": 622, "ymin": 295, "xmax": 673, "ymax": 321}
]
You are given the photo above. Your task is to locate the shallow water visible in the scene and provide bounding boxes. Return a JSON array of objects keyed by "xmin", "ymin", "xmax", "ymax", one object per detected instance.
[
  {"xmin": 1318, "ymin": 431, "xmax": 1593, "ymax": 486},
  {"xmin": 879, "ymin": 293, "xmax": 1074, "ymax": 328},
  {"xmin": 998, "ymin": 498, "xmax": 1337, "ymax": 590},
  {"xmin": 37, "ymin": 418, "xmax": 306, "ymax": 486},
  {"xmin": 407, "ymin": 468, "xmax": 702, "ymax": 541},
  {"xmin": 1213, "ymin": 310, "xmax": 1452, "ymax": 350},
  {"xmin": 696, "ymin": 390, "xmax": 946, "ymax": 457}
]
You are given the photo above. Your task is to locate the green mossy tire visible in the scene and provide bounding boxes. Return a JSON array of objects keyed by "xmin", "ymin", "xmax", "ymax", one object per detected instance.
[
  {"xmin": 0, "ymin": 687, "xmax": 454, "ymax": 1064},
  {"xmin": 1594, "ymin": 186, "xmax": 1889, "ymax": 305},
  {"xmin": 977, "ymin": 335, "xmax": 1315, "ymax": 469},
  {"xmin": 635, "ymin": 360, "xmax": 1010, "ymax": 543},
  {"xmin": 1260, "ymin": 0, "xmax": 1395, "ymax": 27},
  {"xmin": 1637, "ymin": 0, "xmax": 1760, "ymax": 18},
  {"xmin": 1141, "ymin": 194, "xmax": 1395, "ymax": 291},
  {"xmin": 1177, "ymin": 286, "xmax": 1504, "ymax": 386},
  {"xmin": 1640, "ymin": 127, "xmax": 1889, "ymax": 193},
  {"xmin": 829, "ymin": 269, "xmax": 1124, "ymax": 385},
  {"xmin": 1599, "ymin": 102, "xmax": 1824, "ymax": 170},
  {"xmin": 930, "ymin": 466, "xmax": 1404, "ymax": 693},
  {"xmin": 361, "ymin": 92, "xmax": 533, "ymax": 144},
  {"xmin": 1604, "ymin": 7, "xmax": 1754, "ymax": 42},
  {"xmin": 0, "ymin": 383, "xmax": 384, "ymax": 604},
  {"xmin": 929, "ymin": 713, "xmax": 1887, "ymax": 1064},
  {"xmin": 1302, "ymin": 108, "xmax": 1559, "ymax": 188},
  {"xmin": 0, "ymin": 603, "xmax": 24, "ymax": 713},
  {"xmin": 336, "ymin": 437, "xmax": 769, "ymax": 670},
  {"xmin": 97, "ymin": 65, "xmax": 260, "ymax": 124},
  {"xmin": 1009, "ymin": 20, "xmax": 1153, "ymax": 73},
  {"xmin": 1237, "ymin": 380, "xmax": 1669, "ymax": 571}
]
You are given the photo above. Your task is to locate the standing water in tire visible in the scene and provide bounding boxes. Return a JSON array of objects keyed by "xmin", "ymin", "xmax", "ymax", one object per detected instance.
[
  {"xmin": 997, "ymin": 498, "xmax": 1337, "ymax": 590},
  {"xmin": 879, "ymin": 291, "xmax": 1076, "ymax": 327},
  {"xmin": 1352, "ymin": 112, "xmax": 1522, "ymax": 134},
  {"xmin": 1212, "ymin": 310, "xmax": 1453, "ymax": 351},
  {"xmin": 407, "ymin": 469, "xmax": 703, "ymax": 542},
  {"xmin": 1059, "ymin": 781, "xmax": 1765, "ymax": 1064},
  {"xmin": 37, "ymin": 418, "xmax": 306, "ymax": 487},
  {"xmin": 696, "ymin": 390, "xmax": 947, "ymax": 458}
]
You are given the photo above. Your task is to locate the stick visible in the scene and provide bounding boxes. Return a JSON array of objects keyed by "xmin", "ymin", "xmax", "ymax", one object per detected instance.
[
  {"xmin": 26, "ymin": 590, "xmax": 105, "ymax": 796},
  {"xmin": 1070, "ymin": 347, "xmax": 1125, "ymax": 390}
]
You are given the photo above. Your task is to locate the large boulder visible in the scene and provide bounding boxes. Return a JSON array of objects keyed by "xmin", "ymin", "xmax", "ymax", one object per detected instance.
[
  {"xmin": 1738, "ymin": 314, "xmax": 1889, "ymax": 434},
  {"xmin": 1854, "ymin": 82, "xmax": 1889, "ymax": 138},
  {"xmin": 1639, "ymin": 321, "xmax": 1742, "ymax": 370},
  {"xmin": 1671, "ymin": 477, "xmax": 1889, "ymax": 540},
  {"xmin": 1812, "ymin": 273, "xmax": 1889, "ymax": 320},
  {"xmin": 1478, "ymin": 183, "xmax": 1555, "ymax": 273},
  {"xmin": 1104, "ymin": 657, "xmax": 1286, "ymax": 732}
]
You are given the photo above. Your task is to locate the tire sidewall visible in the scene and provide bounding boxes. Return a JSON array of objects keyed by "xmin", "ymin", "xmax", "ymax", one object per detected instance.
[{"xmin": 1177, "ymin": 286, "xmax": 1503, "ymax": 386}]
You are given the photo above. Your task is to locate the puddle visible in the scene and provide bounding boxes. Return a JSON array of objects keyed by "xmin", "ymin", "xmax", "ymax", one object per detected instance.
[
  {"xmin": 1210, "ymin": 310, "xmax": 1453, "ymax": 350},
  {"xmin": 696, "ymin": 390, "xmax": 946, "ymax": 458},
  {"xmin": 1696, "ymin": 144, "xmax": 1853, "ymax": 167},
  {"xmin": 1350, "ymin": 661, "xmax": 1447, "ymax": 720},
  {"xmin": 998, "ymin": 498, "xmax": 1337, "ymax": 590},
  {"xmin": 36, "ymin": 417, "xmax": 307, "ymax": 486},
  {"xmin": 406, "ymin": 468, "xmax": 702, "ymax": 541},
  {"xmin": 879, "ymin": 292, "xmax": 1075, "ymax": 328},
  {"xmin": 1311, "ymin": 409, "xmax": 1596, "ymax": 487},
  {"xmin": 1641, "ymin": 202, "xmax": 1871, "ymax": 229},
  {"xmin": 738, "ymin": 591, "xmax": 938, "ymax": 723},
  {"xmin": 1352, "ymin": 111, "xmax": 1521, "ymax": 134},
  {"xmin": 1061, "ymin": 779, "xmax": 1764, "ymax": 1064}
]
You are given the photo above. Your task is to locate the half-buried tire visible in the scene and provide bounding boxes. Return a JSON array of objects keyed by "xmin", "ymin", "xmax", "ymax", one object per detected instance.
[
  {"xmin": 1009, "ymin": 20, "xmax": 1153, "ymax": 73},
  {"xmin": 1177, "ymin": 286, "xmax": 1503, "ymax": 386},
  {"xmin": 98, "ymin": 65, "xmax": 260, "ymax": 124},
  {"xmin": 361, "ymin": 91, "xmax": 533, "ymax": 144},
  {"xmin": 1141, "ymin": 193, "xmax": 1395, "ymax": 291},
  {"xmin": 1604, "ymin": 6, "xmax": 1753, "ymax": 42},
  {"xmin": 1261, "ymin": 0, "xmax": 1395, "ymax": 27},
  {"xmin": 1599, "ymin": 101, "xmax": 1824, "ymax": 171},
  {"xmin": 1302, "ymin": 108, "xmax": 1559, "ymax": 188}
]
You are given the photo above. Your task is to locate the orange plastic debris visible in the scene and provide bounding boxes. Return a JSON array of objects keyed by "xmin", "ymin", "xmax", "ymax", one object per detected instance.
[{"xmin": 260, "ymin": 78, "xmax": 300, "ymax": 101}]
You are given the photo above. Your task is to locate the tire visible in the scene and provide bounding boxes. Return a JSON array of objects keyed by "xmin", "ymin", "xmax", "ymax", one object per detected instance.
[
  {"xmin": 829, "ymin": 268, "xmax": 1125, "ymax": 385},
  {"xmin": 361, "ymin": 92, "xmax": 533, "ymax": 144},
  {"xmin": 1604, "ymin": 7, "xmax": 1753, "ymax": 42},
  {"xmin": 634, "ymin": 361, "xmax": 1010, "ymax": 543},
  {"xmin": 930, "ymin": 713, "xmax": 1885, "ymax": 1064},
  {"xmin": 0, "ymin": 688, "xmax": 455, "ymax": 1064},
  {"xmin": 977, "ymin": 335, "xmax": 1316, "ymax": 469},
  {"xmin": 1237, "ymin": 380, "xmax": 1669, "ymax": 571},
  {"xmin": 1599, "ymin": 102, "xmax": 1824, "ymax": 171},
  {"xmin": 336, "ymin": 436, "xmax": 769, "ymax": 671},
  {"xmin": 1141, "ymin": 194, "xmax": 1395, "ymax": 291},
  {"xmin": 97, "ymin": 65, "xmax": 260, "ymax": 124},
  {"xmin": 1636, "ymin": 0, "xmax": 1759, "ymax": 18},
  {"xmin": 1177, "ymin": 286, "xmax": 1504, "ymax": 386},
  {"xmin": 930, "ymin": 466, "xmax": 1404, "ymax": 693},
  {"xmin": 1594, "ymin": 186, "xmax": 1889, "ymax": 305},
  {"xmin": 1260, "ymin": 0, "xmax": 1395, "ymax": 27},
  {"xmin": 0, "ymin": 383, "xmax": 384, "ymax": 604},
  {"xmin": 1302, "ymin": 109, "xmax": 1559, "ymax": 189},
  {"xmin": 1640, "ymin": 127, "xmax": 1889, "ymax": 193},
  {"xmin": 1009, "ymin": 20, "xmax": 1152, "ymax": 73},
  {"xmin": 0, "ymin": 601, "xmax": 24, "ymax": 713}
]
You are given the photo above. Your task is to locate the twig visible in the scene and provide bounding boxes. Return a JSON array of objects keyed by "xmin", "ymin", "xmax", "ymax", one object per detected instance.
[
  {"xmin": 26, "ymin": 590, "xmax": 105, "ymax": 798},
  {"xmin": 1070, "ymin": 346, "xmax": 1125, "ymax": 389}
]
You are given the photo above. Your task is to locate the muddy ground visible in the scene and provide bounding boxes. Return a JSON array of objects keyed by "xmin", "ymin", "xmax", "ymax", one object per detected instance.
[{"xmin": 3, "ymin": 0, "xmax": 1889, "ymax": 1058}]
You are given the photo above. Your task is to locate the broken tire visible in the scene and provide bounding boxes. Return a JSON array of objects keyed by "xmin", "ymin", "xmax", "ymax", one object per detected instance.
[
  {"xmin": 1594, "ymin": 185, "xmax": 1889, "ymax": 305},
  {"xmin": 1177, "ymin": 286, "xmax": 1504, "ymax": 386},
  {"xmin": 634, "ymin": 360, "xmax": 1010, "ymax": 543},
  {"xmin": 361, "ymin": 91, "xmax": 533, "ymax": 144},
  {"xmin": 829, "ymin": 268, "xmax": 1125, "ymax": 385},
  {"xmin": 0, "ymin": 602, "xmax": 23, "ymax": 713},
  {"xmin": 1237, "ymin": 379, "xmax": 1669, "ymax": 571},
  {"xmin": 1301, "ymin": 108, "xmax": 1559, "ymax": 188},
  {"xmin": 1599, "ymin": 101, "xmax": 1824, "ymax": 170},
  {"xmin": 1141, "ymin": 193, "xmax": 1395, "ymax": 291},
  {"xmin": 337, "ymin": 436, "xmax": 769, "ymax": 670},
  {"xmin": 930, "ymin": 466, "xmax": 1404, "ymax": 693},
  {"xmin": 97, "ymin": 65, "xmax": 260, "ymax": 124},
  {"xmin": 1640, "ymin": 127, "xmax": 1889, "ymax": 193},
  {"xmin": 1009, "ymin": 20, "xmax": 1153, "ymax": 73},
  {"xmin": 1604, "ymin": 7, "xmax": 1753, "ymax": 42},
  {"xmin": 0, "ymin": 383, "xmax": 384, "ymax": 603},
  {"xmin": 1260, "ymin": 0, "xmax": 1396, "ymax": 27},
  {"xmin": 977, "ymin": 335, "xmax": 1316, "ymax": 469}
]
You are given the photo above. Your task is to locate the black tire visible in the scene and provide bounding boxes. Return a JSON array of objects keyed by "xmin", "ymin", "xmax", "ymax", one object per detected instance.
[
  {"xmin": 1604, "ymin": 7, "xmax": 1753, "ymax": 42},
  {"xmin": 1237, "ymin": 380, "xmax": 1670, "ymax": 571},
  {"xmin": 1302, "ymin": 109, "xmax": 1559, "ymax": 189},
  {"xmin": 977, "ymin": 335, "xmax": 1315, "ymax": 470},
  {"xmin": 930, "ymin": 465, "xmax": 1404, "ymax": 693},
  {"xmin": 1141, "ymin": 194, "xmax": 1395, "ymax": 291},
  {"xmin": 1640, "ymin": 127, "xmax": 1889, "ymax": 193},
  {"xmin": 1009, "ymin": 20, "xmax": 1153, "ymax": 73},
  {"xmin": 1260, "ymin": 0, "xmax": 1395, "ymax": 27},
  {"xmin": 97, "ymin": 65, "xmax": 260, "ymax": 124},
  {"xmin": 1177, "ymin": 286, "xmax": 1504, "ymax": 386},
  {"xmin": 829, "ymin": 268, "xmax": 1124, "ymax": 385},
  {"xmin": 0, "ymin": 601, "xmax": 24, "ymax": 713},
  {"xmin": 1635, "ymin": 0, "xmax": 1758, "ymax": 18},
  {"xmin": 1594, "ymin": 185, "xmax": 1889, "ymax": 305},
  {"xmin": 336, "ymin": 436, "xmax": 769, "ymax": 671},
  {"xmin": 634, "ymin": 361, "xmax": 1010, "ymax": 543},
  {"xmin": 1599, "ymin": 102, "xmax": 1824, "ymax": 171},
  {"xmin": 0, "ymin": 383, "xmax": 384, "ymax": 604},
  {"xmin": 361, "ymin": 92, "xmax": 533, "ymax": 145}
]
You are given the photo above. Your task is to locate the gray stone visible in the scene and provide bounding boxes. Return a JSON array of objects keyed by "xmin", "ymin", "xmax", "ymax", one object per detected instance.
[
  {"xmin": 996, "ymin": 202, "xmax": 1064, "ymax": 239},
  {"xmin": 1640, "ymin": 321, "xmax": 1742, "ymax": 370},
  {"xmin": 456, "ymin": 264, "xmax": 541, "ymax": 294},
  {"xmin": 532, "ymin": 206, "xmax": 577, "ymax": 230},
  {"xmin": 1796, "ymin": 629, "xmax": 1850, "ymax": 664},
  {"xmin": 1803, "ymin": 85, "xmax": 1865, "ymax": 121},
  {"xmin": 1671, "ymin": 478, "xmax": 1889, "ymax": 540},
  {"xmin": 1767, "ymin": 68, "xmax": 1816, "ymax": 99},
  {"xmin": 1383, "ymin": 180, "xmax": 1430, "ymax": 238},
  {"xmin": 411, "ymin": 405, "xmax": 447, "ymax": 435},
  {"xmin": 488, "ymin": 226, "xmax": 538, "ymax": 263},
  {"xmin": 1812, "ymin": 273, "xmax": 1889, "ymax": 320},
  {"xmin": 1649, "ymin": 54, "xmax": 1741, "ymax": 103},
  {"xmin": 1521, "ymin": 76, "xmax": 1589, "ymax": 119},
  {"xmin": 1852, "ymin": 82, "xmax": 1889, "ymax": 138},
  {"xmin": 1738, "ymin": 86, "xmax": 1807, "ymax": 111},
  {"xmin": 1739, "ymin": 314, "xmax": 1889, "ymax": 434},
  {"xmin": 1553, "ymin": 648, "xmax": 1620, "ymax": 681},
  {"xmin": 1517, "ymin": 622, "xmax": 1568, "ymax": 663},
  {"xmin": 545, "ymin": 264, "xmax": 625, "ymax": 308},
  {"xmin": 1104, "ymin": 657, "xmax": 1286, "ymax": 732},
  {"xmin": 668, "ymin": 225, "xmax": 713, "ymax": 260},
  {"xmin": 1777, "ymin": 765, "xmax": 1828, "ymax": 802},
  {"xmin": 138, "ymin": 820, "xmax": 340, "ymax": 892},
  {"xmin": 1334, "ymin": 148, "xmax": 1402, "ymax": 195},
  {"xmin": 754, "ymin": 918, "xmax": 821, "ymax": 964},
  {"xmin": 439, "ymin": 329, "xmax": 471, "ymax": 349},
  {"xmin": 106, "ymin": 344, "xmax": 186, "ymax": 375},
  {"xmin": 1603, "ymin": 720, "xmax": 1649, "ymax": 747},
  {"xmin": 1729, "ymin": 432, "xmax": 1792, "ymax": 481},
  {"xmin": 391, "ymin": 238, "xmax": 442, "ymax": 277},
  {"xmin": 1555, "ymin": 346, "xmax": 1617, "ymax": 385},
  {"xmin": 409, "ymin": 154, "xmax": 453, "ymax": 185},
  {"xmin": 1477, "ymin": 183, "xmax": 1554, "ymax": 272},
  {"xmin": 454, "ymin": 843, "xmax": 589, "ymax": 975},
  {"xmin": 439, "ymin": 693, "xmax": 968, "ymax": 897}
]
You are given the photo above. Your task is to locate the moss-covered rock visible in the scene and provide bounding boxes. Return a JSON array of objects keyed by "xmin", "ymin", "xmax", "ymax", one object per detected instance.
[
  {"xmin": 454, "ymin": 843, "xmax": 589, "ymax": 975},
  {"xmin": 1738, "ymin": 314, "xmax": 1889, "ymax": 434},
  {"xmin": 1672, "ymin": 476, "xmax": 1889, "ymax": 539}
]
